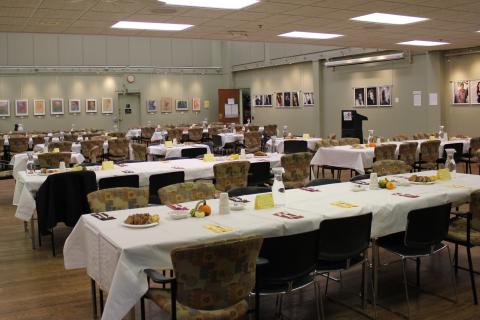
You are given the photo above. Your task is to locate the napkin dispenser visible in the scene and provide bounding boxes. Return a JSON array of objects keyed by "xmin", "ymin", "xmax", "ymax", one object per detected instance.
[
  {"xmin": 255, "ymin": 193, "xmax": 274, "ymax": 210},
  {"xmin": 437, "ymin": 168, "xmax": 452, "ymax": 181},
  {"xmin": 302, "ymin": 133, "xmax": 310, "ymax": 140},
  {"xmin": 101, "ymin": 161, "xmax": 115, "ymax": 170},
  {"xmin": 165, "ymin": 140, "xmax": 173, "ymax": 148},
  {"xmin": 52, "ymin": 148, "xmax": 60, "ymax": 153}
]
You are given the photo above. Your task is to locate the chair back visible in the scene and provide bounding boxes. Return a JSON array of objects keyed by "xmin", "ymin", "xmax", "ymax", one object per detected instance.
[
  {"xmin": 212, "ymin": 134, "xmax": 223, "ymax": 148},
  {"xmin": 172, "ymin": 236, "xmax": 263, "ymax": 310},
  {"xmin": 149, "ymin": 171, "xmax": 185, "ymax": 204},
  {"xmin": 32, "ymin": 135, "xmax": 45, "ymax": 146},
  {"xmin": 188, "ymin": 128, "xmax": 203, "ymax": 142},
  {"xmin": 372, "ymin": 160, "xmax": 411, "ymax": 176},
  {"xmin": 244, "ymin": 131, "xmax": 262, "ymax": 152},
  {"xmin": 398, "ymin": 142, "xmax": 418, "ymax": 166},
  {"xmin": 470, "ymin": 190, "xmax": 480, "ymax": 231},
  {"xmin": 306, "ymin": 179, "xmax": 341, "ymax": 187},
  {"xmin": 108, "ymin": 132, "xmax": 126, "ymax": 139},
  {"xmin": 48, "ymin": 141, "xmax": 72, "ymax": 152},
  {"xmin": 350, "ymin": 174, "xmax": 371, "ymax": 182},
  {"xmin": 158, "ymin": 182, "xmax": 215, "ymax": 204},
  {"xmin": 284, "ymin": 140, "xmax": 308, "ymax": 154},
  {"xmin": 419, "ymin": 140, "xmax": 441, "ymax": 163},
  {"xmin": 108, "ymin": 138, "xmax": 129, "ymax": 159},
  {"xmin": 98, "ymin": 175, "xmax": 139, "ymax": 189},
  {"xmin": 413, "ymin": 132, "xmax": 429, "ymax": 140},
  {"xmin": 374, "ymin": 144, "xmax": 397, "ymax": 161},
  {"xmin": 318, "ymin": 213, "xmax": 372, "ymax": 262},
  {"xmin": 339, "ymin": 137, "xmax": 360, "ymax": 145},
  {"xmin": 80, "ymin": 140, "xmax": 104, "ymax": 159},
  {"xmin": 404, "ymin": 203, "xmax": 451, "ymax": 250},
  {"xmin": 9, "ymin": 136, "xmax": 29, "ymax": 153},
  {"xmin": 281, "ymin": 152, "xmax": 313, "ymax": 184},
  {"xmin": 263, "ymin": 125, "xmax": 277, "ymax": 137},
  {"xmin": 469, "ymin": 137, "xmax": 480, "ymax": 156},
  {"xmin": 167, "ymin": 128, "xmax": 183, "ymax": 141},
  {"xmin": 248, "ymin": 125, "xmax": 259, "ymax": 132},
  {"xmin": 441, "ymin": 142, "xmax": 463, "ymax": 162},
  {"xmin": 141, "ymin": 127, "xmax": 155, "ymax": 139},
  {"xmin": 213, "ymin": 161, "xmax": 250, "ymax": 192},
  {"xmin": 228, "ymin": 186, "xmax": 271, "ymax": 197},
  {"xmin": 248, "ymin": 161, "xmax": 271, "ymax": 186},
  {"xmin": 87, "ymin": 187, "xmax": 148, "ymax": 213},
  {"xmin": 181, "ymin": 147, "xmax": 207, "ymax": 159},
  {"xmin": 38, "ymin": 152, "xmax": 71, "ymax": 169},
  {"xmin": 131, "ymin": 143, "xmax": 147, "ymax": 161},
  {"xmin": 391, "ymin": 134, "xmax": 409, "ymax": 141}
]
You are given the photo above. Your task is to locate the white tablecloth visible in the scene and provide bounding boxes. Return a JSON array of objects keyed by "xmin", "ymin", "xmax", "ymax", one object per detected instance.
[
  {"xmin": 13, "ymin": 155, "xmax": 282, "ymax": 221},
  {"xmin": 218, "ymin": 133, "xmax": 244, "ymax": 147},
  {"xmin": 147, "ymin": 144, "xmax": 211, "ymax": 159},
  {"xmin": 266, "ymin": 137, "xmax": 322, "ymax": 153},
  {"xmin": 10, "ymin": 152, "xmax": 85, "ymax": 180},
  {"xmin": 63, "ymin": 172, "xmax": 480, "ymax": 320},
  {"xmin": 126, "ymin": 129, "xmax": 141, "ymax": 138}
]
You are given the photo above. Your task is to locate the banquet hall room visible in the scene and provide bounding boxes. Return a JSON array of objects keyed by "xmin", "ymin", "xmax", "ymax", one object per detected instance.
[{"xmin": 2, "ymin": 0, "xmax": 480, "ymax": 320}]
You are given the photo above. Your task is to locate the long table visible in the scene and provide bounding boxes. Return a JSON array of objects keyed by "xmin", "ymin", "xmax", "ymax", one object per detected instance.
[
  {"xmin": 147, "ymin": 143, "xmax": 210, "ymax": 159},
  {"xmin": 63, "ymin": 172, "xmax": 480, "ymax": 320}
]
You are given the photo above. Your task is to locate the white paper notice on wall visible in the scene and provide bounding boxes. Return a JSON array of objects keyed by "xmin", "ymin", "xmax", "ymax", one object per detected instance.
[
  {"xmin": 225, "ymin": 104, "xmax": 239, "ymax": 118},
  {"xmin": 429, "ymin": 93, "xmax": 438, "ymax": 106},
  {"xmin": 413, "ymin": 91, "xmax": 422, "ymax": 107},
  {"xmin": 227, "ymin": 98, "xmax": 235, "ymax": 105}
]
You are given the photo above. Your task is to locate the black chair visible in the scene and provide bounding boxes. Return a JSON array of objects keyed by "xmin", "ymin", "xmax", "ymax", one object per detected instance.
[
  {"xmin": 228, "ymin": 186, "xmax": 271, "ymax": 197},
  {"xmin": 376, "ymin": 203, "xmax": 455, "ymax": 318},
  {"xmin": 437, "ymin": 142, "xmax": 463, "ymax": 168},
  {"xmin": 255, "ymin": 230, "xmax": 320, "ymax": 319},
  {"xmin": 284, "ymin": 140, "xmax": 308, "ymax": 154},
  {"xmin": 316, "ymin": 213, "xmax": 374, "ymax": 319},
  {"xmin": 248, "ymin": 161, "xmax": 272, "ymax": 186},
  {"xmin": 149, "ymin": 171, "xmax": 185, "ymax": 204},
  {"xmin": 212, "ymin": 134, "xmax": 224, "ymax": 154},
  {"xmin": 180, "ymin": 147, "xmax": 208, "ymax": 159},
  {"xmin": 98, "ymin": 175, "xmax": 139, "ymax": 190},
  {"xmin": 306, "ymin": 179, "xmax": 341, "ymax": 187},
  {"xmin": 350, "ymin": 174, "xmax": 371, "ymax": 182}
]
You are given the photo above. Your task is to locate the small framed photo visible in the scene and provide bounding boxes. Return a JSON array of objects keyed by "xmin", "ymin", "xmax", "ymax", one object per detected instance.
[
  {"xmin": 378, "ymin": 85, "xmax": 392, "ymax": 106},
  {"xmin": 276, "ymin": 92, "xmax": 283, "ymax": 107},
  {"xmin": 452, "ymin": 81, "xmax": 469, "ymax": 105},
  {"xmin": 192, "ymin": 97, "xmax": 201, "ymax": 111},
  {"xmin": 175, "ymin": 99, "xmax": 189, "ymax": 111},
  {"xmin": 146, "ymin": 99, "xmax": 157, "ymax": 113},
  {"xmin": 160, "ymin": 97, "xmax": 173, "ymax": 113},
  {"xmin": 291, "ymin": 92, "xmax": 300, "ymax": 107},
  {"xmin": 34, "ymin": 99, "xmax": 46, "ymax": 116},
  {"xmin": 253, "ymin": 95, "xmax": 263, "ymax": 107},
  {"xmin": 0, "ymin": 100, "xmax": 10, "ymax": 117},
  {"xmin": 263, "ymin": 94, "xmax": 273, "ymax": 107},
  {"xmin": 366, "ymin": 87, "xmax": 378, "ymax": 107},
  {"xmin": 101, "ymin": 97, "xmax": 114, "ymax": 114},
  {"xmin": 69, "ymin": 99, "xmax": 81, "ymax": 113},
  {"xmin": 303, "ymin": 92, "xmax": 314, "ymax": 106},
  {"xmin": 15, "ymin": 99, "xmax": 28, "ymax": 116},
  {"xmin": 283, "ymin": 92, "xmax": 291, "ymax": 107},
  {"xmin": 354, "ymin": 88, "xmax": 366, "ymax": 107},
  {"xmin": 86, "ymin": 99, "xmax": 97, "ymax": 113},
  {"xmin": 50, "ymin": 98, "xmax": 64, "ymax": 115},
  {"xmin": 470, "ymin": 80, "xmax": 480, "ymax": 104}
]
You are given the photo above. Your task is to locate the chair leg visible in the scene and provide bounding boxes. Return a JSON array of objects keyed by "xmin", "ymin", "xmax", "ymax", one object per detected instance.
[
  {"xmin": 314, "ymin": 281, "xmax": 324, "ymax": 320},
  {"xmin": 51, "ymin": 229, "xmax": 55, "ymax": 257},
  {"xmin": 99, "ymin": 289, "xmax": 104, "ymax": 315},
  {"xmin": 446, "ymin": 245, "xmax": 458, "ymax": 303},
  {"xmin": 466, "ymin": 246, "xmax": 478, "ymax": 304},
  {"xmin": 140, "ymin": 297, "xmax": 146, "ymax": 320},
  {"xmin": 401, "ymin": 258, "xmax": 411, "ymax": 319},
  {"xmin": 454, "ymin": 244, "xmax": 459, "ymax": 274},
  {"xmin": 361, "ymin": 258, "xmax": 367, "ymax": 309},
  {"xmin": 416, "ymin": 257, "xmax": 421, "ymax": 287},
  {"xmin": 91, "ymin": 279, "xmax": 98, "ymax": 317}
]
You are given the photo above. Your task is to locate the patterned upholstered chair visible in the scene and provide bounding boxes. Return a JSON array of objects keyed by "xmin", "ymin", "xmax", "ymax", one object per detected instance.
[
  {"xmin": 247, "ymin": 125, "xmax": 259, "ymax": 132},
  {"xmin": 414, "ymin": 140, "xmax": 441, "ymax": 171},
  {"xmin": 213, "ymin": 161, "xmax": 250, "ymax": 192},
  {"xmin": 62, "ymin": 134, "xmax": 74, "ymax": 142},
  {"xmin": 108, "ymin": 132, "xmax": 126, "ymax": 139},
  {"xmin": 38, "ymin": 152, "xmax": 71, "ymax": 169},
  {"xmin": 398, "ymin": 142, "xmax": 418, "ymax": 167},
  {"xmin": 187, "ymin": 128, "xmax": 203, "ymax": 143},
  {"xmin": 48, "ymin": 141, "xmax": 73, "ymax": 152},
  {"xmin": 263, "ymin": 125, "xmax": 277, "ymax": 137},
  {"xmin": 141, "ymin": 235, "xmax": 263, "ymax": 320},
  {"xmin": 158, "ymin": 182, "xmax": 216, "ymax": 205},
  {"xmin": 281, "ymin": 152, "xmax": 313, "ymax": 189},
  {"xmin": 9, "ymin": 136, "xmax": 29, "ymax": 155},
  {"xmin": 131, "ymin": 143, "xmax": 147, "ymax": 161},
  {"xmin": 391, "ymin": 134, "xmax": 409, "ymax": 142},
  {"xmin": 413, "ymin": 132, "xmax": 429, "ymax": 140},
  {"xmin": 243, "ymin": 131, "xmax": 262, "ymax": 154},
  {"xmin": 108, "ymin": 138, "xmax": 130, "ymax": 161},
  {"xmin": 460, "ymin": 137, "xmax": 480, "ymax": 174},
  {"xmin": 372, "ymin": 160, "xmax": 411, "ymax": 176},
  {"xmin": 374, "ymin": 144, "xmax": 397, "ymax": 161},
  {"xmin": 167, "ymin": 128, "xmax": 183, "ymax": 142},
  {"xmin": 91, "ymin": 135, "xmax": 108, "ymax": 142},
  {"xmin": 339, "ymin": 138, "xmax": 360, "ymax": 146},
  {"xmin": 141, "ymin": 127, "xmax": 156, "ymax": 144},
  {"xmin": 87, "ymin": 187, "xmax": 149, "ymax": 212},
  {"xmin": 80, "ymin": 140, "xmax": 104, "ymax": 163},
  {"xmin": 31, "ymin": 135, "xmax": 46, "ymax": 146},
  {"xmin": 446, "ymin": 190, "xmax": 480, "ymax": 304}
]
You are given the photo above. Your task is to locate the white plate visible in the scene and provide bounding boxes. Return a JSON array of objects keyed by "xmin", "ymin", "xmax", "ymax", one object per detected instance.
[
  {"xmin": 121, "ymin": 222, "xmax": 159, "ymax": 228},
  {"xmin": 169, "ymin": 210, "xmax": 190, "ymax": 220},
  {"xmin": 410, "ymin": 181, "xmax": 435, "ymax": 185},
  {"xmin": 230, "ymin": 203, "xmax": 246, "ymax": 210},
  {"xmin": 350, "ymin": 185, "xmax": 368, "ymax": 192}
]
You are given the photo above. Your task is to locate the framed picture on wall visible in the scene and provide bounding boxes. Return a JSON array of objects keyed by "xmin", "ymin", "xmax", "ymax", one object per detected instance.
[
  {"xmin": 146, "ymin": 99, "xmax": 157, "ymax": 113},
  {"xmin": 0, "ymin": 100, "xmax": 10, "ymax": 117},
  {"xmin": 33, "ymin": 99, "xmax": 46, "ymax": 116},
  {"xmin": 470, "ymin": 80, "xmax": 480, "ymax": 104},
  {"xmin": 15, "ymin": 99, "xmax": 28, "ymax": 116},
  {"xmin": 378, "ymin": 85, "xmax": 392, "ymax": 106},
  {"xmin": 353, "ymin": 88, "xmax": 366, "ymax": 107},
  {"xmin": 160, "ymin": 97, "xmax": 173, "ymax": 113},
  {"xmin": 253, "ymin": 95, "xmax": 262, "ymax": 107},
  {"xmin": 69, "ymin": 99, "xmax": 81, "ymax": 113},
  {"xmin": 291, "ymin": 92, "xmax": 300, "ymax": 107},
  {"xmin": 86, "ymin": 99, "xmax": 97, "ymax": 113},
  {"xmin": 452, "ymin": 80, "xmax": 469, "ymax": 104},
  {"xmin": 276, "ymin": 92, "xmax": 283, "ymax": 107},
  {"xmin": 192, "ymin": 98, "xmax": 201, "ymax": 111},
  {"xmin": 175, "ymin": 99, "xmax": 189, "ymax": 111},
  {"xmin": 303, "ymin": 92, "xmax": 314, "ymax": 106},
  {"xmin": 283, "ymin": 92, "xmax": 291, "ymax": 107},
  {"xmin": 50, "ymin": 98, "xmax": 64, "ymax": 115},
  {"xmin": 366, "ymin": 87, "xmax": 378, "ymax": 106},
  {"xmin": 101, "ymin": 97, "xmax": 114, "ymax": 114},
  {"xmin": 262, "ymin": 94, "xmax": 272, "ymax": 107}
]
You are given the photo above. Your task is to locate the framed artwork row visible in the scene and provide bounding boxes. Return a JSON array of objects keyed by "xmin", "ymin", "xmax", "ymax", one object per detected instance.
[
  {"xmin": 452, "ymin": 80, "xmax": 480, "ymax": 105},
  {"xmin": 353, "ymin": 85, "xmax": 392, "ymax": 107},
  {"xmin": 146, "ymin": 97, "xmax": 202, "ymax": 113},
  {"xmin": 253, "ymin": 92, "xmax": 314, "ymax": 107}
]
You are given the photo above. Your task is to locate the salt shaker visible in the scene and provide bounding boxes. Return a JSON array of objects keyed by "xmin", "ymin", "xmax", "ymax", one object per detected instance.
[{"xmin": 218, "ymin": 192, "xmax": 230, "ymax": 215}]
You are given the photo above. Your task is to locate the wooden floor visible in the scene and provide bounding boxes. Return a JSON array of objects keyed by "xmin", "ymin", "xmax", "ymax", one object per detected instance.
[{"xmin": 0, "ymin": 168, "xmax": 479, "ymax": 320}]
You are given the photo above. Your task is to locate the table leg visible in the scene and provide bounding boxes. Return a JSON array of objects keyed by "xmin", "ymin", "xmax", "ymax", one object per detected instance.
[
  {"xmin": 30, "ymin": 217, "xmax": 35, "ymax": 249},
  {"xmin": 371, "ymin": 239, "xmax": 379, "ymax": 298}
]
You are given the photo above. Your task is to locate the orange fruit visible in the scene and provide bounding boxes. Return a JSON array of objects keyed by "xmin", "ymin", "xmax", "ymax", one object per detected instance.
[
  {"xmin": 386, "ymin": 182, "xmax": 395, "ymax": 190},
  {"xmin": 198, "ymin": 203, "xmax": 211, "ymax": 216}
]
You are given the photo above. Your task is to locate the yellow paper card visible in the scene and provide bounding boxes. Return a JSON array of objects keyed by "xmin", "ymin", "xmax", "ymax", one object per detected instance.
[
  {"xmin": 101, "ymin": 161, "xmax": 114, "ymax": 170},
  {"xmin": 53, "ymin": 148, "xmax": 60, "ymax": 153},
  {"xmin": 437, "ymin": 168, "xmax": 451, "ymax": 181},
  {"xmin": 255, "ymin": 193, "xmax": 274, "ymax": 210},
  {"xmin": 203, "ymin": 224, "xmax": 233, "ymax": 233},
  {"xmin": 203, "ymin": 153, "xmax": 214, "ymax": 162},
  {"xmin": 165, "ymin": 140, "xmax": 173, "ymax": 148},
  {"xmin": 302, "ymin": 133, "xmax": 310, "ymax": 140}
]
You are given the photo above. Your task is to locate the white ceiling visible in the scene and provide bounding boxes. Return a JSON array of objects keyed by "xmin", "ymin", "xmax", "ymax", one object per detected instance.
[{"xmin": 1, "ymin": 0, "xmax": 480, "ymax": 51}]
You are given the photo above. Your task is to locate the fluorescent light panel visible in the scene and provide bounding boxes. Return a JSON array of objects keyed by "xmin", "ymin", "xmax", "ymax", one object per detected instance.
[
  {"xmin": 351, "ymin": 13, "xmax": 428, "ymax": 25},
  {"xmin": 162, "ymin": 0, "xmax": 259, "ymax": 9},
  {"xmin": 325, "ymin": 52, "xmax": 405, "ymax": 67},
  {"xmin": 397, "ymin": 40, "xmax": 449, "ymax": 46},
  {"xmin": 111, "ymin": 21, "xmax": 193, "ymax": 31},
  {"xmin": 278, "ymin": 31, "xmax": 343, "ymax": 40}
]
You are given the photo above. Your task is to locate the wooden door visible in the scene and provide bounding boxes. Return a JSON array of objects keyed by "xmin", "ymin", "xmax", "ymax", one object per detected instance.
[{"xmin": 218, "ymin": 89, "xmax": 240, "ymax": 123}]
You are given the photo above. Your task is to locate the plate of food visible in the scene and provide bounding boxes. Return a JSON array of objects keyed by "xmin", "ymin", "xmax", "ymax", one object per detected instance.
[
  {"xmin": 37, "ymin": 168, "xmax": 61, "ymax": 176},
  {"xmin": 122, "ymin": 213, "xmax": 160, "ymax": 228},
  {"xmin": 254, "ymin": 151, "xmax": 268, "ymax": 158},
  {"xmin": 408, "ymin": 175, "xmax": 437, "ymax": 185}
]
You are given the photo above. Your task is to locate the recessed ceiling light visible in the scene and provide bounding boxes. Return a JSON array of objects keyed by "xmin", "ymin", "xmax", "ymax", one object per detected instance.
[
  {"xmin": 111, "ymin": 21, "xmax": 193, "ymax": 31},
  {"xmin": 397, "ymin": 40, "xmax": 450, "ymax": 46},
  {"xmin": 162, "ymin": 0, "xmax": 259, "ymax": 9},
  {"xmin": 351, "ymin": 13, "xmax": 428, "ymax": 25},
  {"xmin": 278, "ymin": 31, "xmax": 343, "ymax": 40}
]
